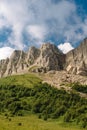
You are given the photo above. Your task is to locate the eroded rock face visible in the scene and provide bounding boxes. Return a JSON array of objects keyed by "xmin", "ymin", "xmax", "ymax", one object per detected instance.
[
  {"xmin": 65, "ymin": 38, "xmax": 87, "ymax": 75},
  {"xmin": 0, "ymin": 58, "xmax": 9, "ymax": 77},
  {"xmin": 3, "ymin": 50, "xmax": 27, "ymax": 76},
  {"xmin": 37, "ymin": 43, "xmax": 65, "ymax": 71},
  {"xmin": 27, "ymin": 43, "xmax": 65, "ymax": 72},
  {"xmin": 0, "ymin": 39, "xmax": 87, "ymax": 77},
  {"xmin": 26, "ymin": 46, "xmax": 40, "ymax": 66},
  {"xmin": 0, "ymin": 43, "xmax": 65, "ymax": 77}
]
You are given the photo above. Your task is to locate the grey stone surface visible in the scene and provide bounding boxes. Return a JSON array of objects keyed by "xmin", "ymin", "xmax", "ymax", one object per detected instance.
[
  {"xmin": 0, "ymin": 39, "xmax": 87, "ymax": 77},
  {"xmin": 65, "ymin": 38, "xmax": 87, "ymax": 75}
]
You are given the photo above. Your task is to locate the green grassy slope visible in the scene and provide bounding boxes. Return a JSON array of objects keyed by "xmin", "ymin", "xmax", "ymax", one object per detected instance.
[
  {"xmin": 0, "ymin": 115, "xmax": 84, "ymax": 130},
  {"xmin": 0, "ymin": 74, "xmax": 41, "ymax": 88},
  {"xmin": 0, "ymin": 74, "xmax": 87, "ymax": 129}
]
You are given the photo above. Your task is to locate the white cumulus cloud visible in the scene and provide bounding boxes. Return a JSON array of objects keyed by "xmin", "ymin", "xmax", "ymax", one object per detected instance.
[
  {"xmin": 0, "ymin": 0, "xmax": 87, "ymax": 49},
  {"xmin": 0, "ymin": 47, "xmax": 14, "ymax": 60},
  {"xmin": 58, "ymin": 43, "xmax": 74, "ymax": 54},
  {"xmin": 27, "ymin": 25, "xmax": 47, "ymax": 41}
]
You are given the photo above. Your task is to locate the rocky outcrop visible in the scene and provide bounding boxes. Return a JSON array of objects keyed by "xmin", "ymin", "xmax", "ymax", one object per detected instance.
[
  {"xmin": 0, "ymin": 43, "xmax": 65, "ymax": 77},
  {"xmin": 26, "ymin": 46, "xmax": 40, "ymax": 66},
  {"xmin": 65, "ymin": 38, "xmax": 87, "ymax": 75},
  {"xmin": 0, "ymin": 58, "xmax": 9, "ymax": 77},
  {"xmin": 37, "ymin": 43, "xmax": 65, "ymax": 71},
  {"xmin": 0, "ymin": 50, "xmax": 26, "ymax": 77},
  {"xmin": 27, "ymin": 43, "xmax": 65, "ymax": 73},
  {"xmin": 0, "ymin": 39, "xmax": 87, "ymax": 77}
]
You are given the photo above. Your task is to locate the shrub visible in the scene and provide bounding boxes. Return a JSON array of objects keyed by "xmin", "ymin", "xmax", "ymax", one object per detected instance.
[
  {"xmin": 81, "ymin": 121, "xmax": 87, "ymax": 128},
  {"xmin": 18, "ymin": 122, "xmax": 22, "ymax": 126},
  {"xmin": 64, "ymin": 112, "xmax": 71, "ymax": 122},
  {"xmin": 43, "ymin": 115, "xmax": 48, "ymax": 121},
  {"xmin": 38, "ymin": 114, "xmax": 42, "ymax": 119},
  {"xmin": 9, "ymin": 118, "xmax": 11, "ymax": 121}
]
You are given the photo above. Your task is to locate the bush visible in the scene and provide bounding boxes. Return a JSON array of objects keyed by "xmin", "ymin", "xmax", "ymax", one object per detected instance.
[
  {"xmin": 72, "ymin": 82, "xmax": 87, "ymax": 94},
  {"xmin": 64, "ymin": 112, "xmax": 71, "ymax": 122},
  {"xmin": 8, "ymin": 118, "xmax": 11, "ymax": 121},
  {"xmin": 18, "ymin": 122, "xmax": 22, "ymax": 126},
  {"xmin": 81, "ymin": 121, "xmax": 87, "ymax": 128},
  {"xmin": 38, "ymin": 114, "xmax": 42, "ymax": 119},
  {"xmin": 43, "ymin": 115, "xmax": 48, "ymax": 121},
  {"xmin": 52, "ymin": 106, "xmax": 66, "ymax": 119}
]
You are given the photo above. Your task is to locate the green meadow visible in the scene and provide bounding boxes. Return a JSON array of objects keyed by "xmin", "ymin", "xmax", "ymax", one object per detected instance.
[
  {"xmin": 0, "ymin": 73, "xmax": 41, "ymax": 88},
  {"xmin": 0, "ymin": 115, "xmax": 84, "ymax": 130}
]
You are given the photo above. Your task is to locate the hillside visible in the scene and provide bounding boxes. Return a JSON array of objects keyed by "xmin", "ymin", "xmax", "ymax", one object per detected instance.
[
  {"xmin": 0, "ymin": 74, "xmax": 87, "ymax": 129},
  {"xmin": 0, "ymin": 73, "xmax": 41, "ymax": 88}
]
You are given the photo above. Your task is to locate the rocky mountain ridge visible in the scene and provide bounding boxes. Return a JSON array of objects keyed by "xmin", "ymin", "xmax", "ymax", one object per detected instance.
[
  {"xmin": 0, "ymin": 39, "xmax": 87, "ymax": 77},
  {"xmin": 65, "ymin": 38, "xmax": 87, "ymax": 75}
]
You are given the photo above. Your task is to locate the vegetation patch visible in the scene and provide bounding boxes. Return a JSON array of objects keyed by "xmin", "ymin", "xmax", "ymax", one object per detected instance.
[
  {"xmin": 69, "ymin": 82, "xmax": 87, "ymax": 94},
  {"xmin": 0, "ymin": 115, "xmax": 82, "ymax": 130},
  {"xmin": 0, "ymin": 73, "xmax": 41, "ymax": 88},
  {"xmin": 0, "ymin": 74, "xmax": 87, "ymax": 128}
]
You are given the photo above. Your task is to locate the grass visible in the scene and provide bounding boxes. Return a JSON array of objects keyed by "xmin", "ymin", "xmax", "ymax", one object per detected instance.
[
  {"xmin": 0, "ymin": 73, "xmax": 42, "ymax": 88},
  {"xmin": 0, "ymin": 115, "xmax": 84, "ymax": 130}
]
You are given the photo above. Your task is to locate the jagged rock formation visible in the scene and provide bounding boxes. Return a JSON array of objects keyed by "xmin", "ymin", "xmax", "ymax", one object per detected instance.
[
  {"xmin": 0, "ymin": 58, "xmax": 9, "ymax": 77},
  {"xmin": 65, "ymin": 38, "xmax": 87, "ymax": 75},
  {"xmin": 0, "ymin": 50, "xmax": 26, "ymax": 77},
  {"xmin": 33, "ymin": 43, "xmax": 65, "ymax": 72},
  {"xmin": 0, "ymin": 39, "xmax": 87, "ymax": 77},
  {"xmin": 0, "ymin": 43, "xmax": 65, "ymax": 77}
]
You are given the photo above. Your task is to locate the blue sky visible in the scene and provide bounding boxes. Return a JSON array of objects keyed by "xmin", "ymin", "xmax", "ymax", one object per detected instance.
[{"xmin": 0, "ymin": 0, "xmax": 87, "ymax": 57}]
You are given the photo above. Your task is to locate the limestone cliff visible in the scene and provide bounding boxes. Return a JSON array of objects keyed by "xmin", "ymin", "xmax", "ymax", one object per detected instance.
[
  {"xmin": 0, "ymin": 39, "xmax": 87, "ymax": 77},
  {"xmin": 36, "ymin": 43, "xmax": 65, "ymax": 71},
  {"xmin": 0, "ymin": 43, "xmax": 65, "ymax": 77},
  {"xmin": 2, "ymin": 50, "xmax": 27, "ymax": 77},
  {"xmin": 65, "ymin": 38, "xmax": 87, "ymax": 75},
  {"xmin": 27, "ymin": 43, "xmax": 65, "ymax": 73}
]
